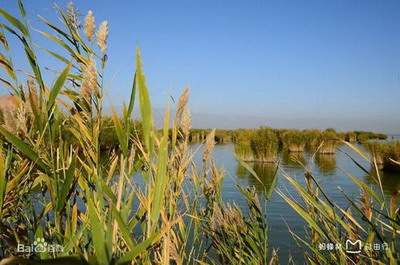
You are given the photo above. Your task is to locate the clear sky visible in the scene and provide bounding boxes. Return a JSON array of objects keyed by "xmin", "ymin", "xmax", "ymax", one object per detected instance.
[{"xmin": 2, "ymin": 0, "xmax": 400, "ymax": 133}]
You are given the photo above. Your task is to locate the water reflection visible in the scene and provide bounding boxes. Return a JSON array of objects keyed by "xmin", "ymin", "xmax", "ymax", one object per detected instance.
[
  {"xmin": 315, "ymin": 154, "xmax": 336, "ymax": 174},
  {"xmin": 236, "ymin": 162, "xmax": 278, "ymax": 196},
  {"xmin": 364, "ymin": 170, "xmax": 400, "ymax": 195}
]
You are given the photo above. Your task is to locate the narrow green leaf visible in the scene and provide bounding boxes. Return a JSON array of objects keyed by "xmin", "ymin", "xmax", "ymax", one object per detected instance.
[
  {"xmin": 88, "ymin": 195, "xmax": 109, "ymax": 265},
  {"xmin": 0, "ymin": 126, "xmax": 51, "ymax": 176},
  {"xmin": 116, "ymin": 231, "xmax": 160, "ymax": 265},
  {"xmin": 127, "ymin": 71, "xmax": 136, "ymax": 119},
  {"xmin": 0, "ymin": 147, "xmax": 7, "ymax": 214},
  {"xmin": 277, "ymin": 190, "xmax": 326, "ymax": 237},
  {"xmin": 135, "ymin": 48, "xmax": 153, "ymax": 153},
  {"xmin": 45, "ymin": 49, "xmax": 70, "ymax": 65},
  {"xmin": 56, "ymin": 157, "xmax": 76, "ymax": 212},
  {"xmin": 0, "ymin": 8, "xmax": 29, "ymax": 36},
  {"xmin": 18, "ymin": 0, "xmax": 26, "ymax": 17},
  {"xmin": 111, "ymin": 110, "xmax": 128, "ymax": 156},
  {"xmin": 47, "ymin": 64, "xmax": 71, "ymax": 112},
  {"xmin": 112, "ymin": 208, "xmax": 135, "ymax": 250},
  {"xmin": 150, "ymin": 107, "xmax": 169, "ymax": 225}
]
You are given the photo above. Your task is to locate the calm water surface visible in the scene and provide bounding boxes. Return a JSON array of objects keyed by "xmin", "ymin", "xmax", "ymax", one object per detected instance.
[{"xmin": 193, "ymin": 143, "xmax": 400, "ymax": 263}]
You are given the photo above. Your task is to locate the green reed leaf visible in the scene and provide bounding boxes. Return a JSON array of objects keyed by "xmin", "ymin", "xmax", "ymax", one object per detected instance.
[
  {"xmin": 112, "ymin": 110, "xmax": 128, "ymax": 156},
  {"xmin": 0, "ymin": 148, "xmax": 7, "ymax": 214},
  {"xmin": 116, "ymin": 231, "xmax": 160, "ymax": 265},
  {"xmin": 0, "ymin": 8, "xmax": 29, "ymax": 36},
  {"xmin": 0, "ymin": 126, "xmax": 51, "ymax": 176},
  {"xmin": 88, "ymin": 194, "xmax": 109, "ymax": 265},
  {"xmin": 56, "ymin": 157, "xmax": 76, "ymax": 212},
  {"xmin": 150, "ymin": 106, "xmax": 170, "ymax": 226},
  {"xmin": 48, "ymin": 64, "xmax": 71, "ymax": 112},
  {"xmin": 112, "ymin": 208, "xmax": 135, "ymax": 250},
  {"xmin": 135, "ymin": 48, "xmax": 153, "ymax": 153}
]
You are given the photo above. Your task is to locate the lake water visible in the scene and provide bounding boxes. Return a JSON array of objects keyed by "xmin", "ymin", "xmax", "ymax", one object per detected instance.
[{"xmin": 192, "ymin": 143, "xmax": 400, "ymax": 263}]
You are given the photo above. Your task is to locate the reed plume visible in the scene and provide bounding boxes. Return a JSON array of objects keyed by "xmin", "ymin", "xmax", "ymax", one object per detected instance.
[
  {"xmin": 175, "ymin": 88, "xmax": 189, "ymax": 121},
  {"xmin": 66, "ymin": 2, "xmax": 80, "ymax": 31},
  {"xmin": 81, "ymin": 57, "xmax": 97, "ymax": 98},
  {"xmin": 203, "ymin": 129, "xmax": 215, "ymax": 162},
  {"xmin": 96, "ymin": 21, "xmax": 108, "ymax": 53},
  {"xmin": 84, "ymin": 10, "xmax": 95, "ymax": 41}
]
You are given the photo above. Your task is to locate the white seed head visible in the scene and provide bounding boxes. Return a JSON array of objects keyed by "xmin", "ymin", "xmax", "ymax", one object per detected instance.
[
  {"xmin": 84, "ymin": 10, "xmax": 95, "ymax": 41},
  {"xmin": 81, "ymin": 58, "xmax": 97, "ymax": 98},
  {"xmin": 96, "ymin": 21, "xmax": 109, "ymax": 53}
]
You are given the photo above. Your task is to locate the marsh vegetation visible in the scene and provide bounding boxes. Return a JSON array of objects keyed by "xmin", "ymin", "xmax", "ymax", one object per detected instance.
[{"xmin": 0, "ymin": 2, "xmax": 399, "ymax": 265}]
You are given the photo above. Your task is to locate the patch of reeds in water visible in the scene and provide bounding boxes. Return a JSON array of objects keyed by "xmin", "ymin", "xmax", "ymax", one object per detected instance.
[
  {"xmin": 365, "ymin": 141, "xmax": 400, "ymax": 172},
  {"xmin": 281, "ymin": 129, "xmax": 307, "ymax": 152},
  {"xmin": 234, "ymin": 127, "xmax": 278, "ymax": 162}
]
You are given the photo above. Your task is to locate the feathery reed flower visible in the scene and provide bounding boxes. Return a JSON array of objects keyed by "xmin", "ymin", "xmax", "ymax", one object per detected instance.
[
  {"xmin": 84, "ymin": 10, "xmax": 95, "ymax": 41},
  {"xmin": 81, "ymin": 58, "xmax": 97, "ymax": 98},
  {"xmin": 96, "ymin": 21, "xmax": 108, "ymax": 53},
  {"xmin": 203, "ymin": 129, "xmax": 215, "ymax": 162},
  {"xmin": 66, "ymin": 2, "xmax": 80, "ymax": 31},
  {"xmin": 180, "ymin": 108, "xmax": 191, "ymax": 138},
  {"xmin": 360, "ymin": 188, "xmax": 372, "ymax": 221},
  {"xmin": 176, "ymin": 88, "xmax": 189, "ymax": 121}
]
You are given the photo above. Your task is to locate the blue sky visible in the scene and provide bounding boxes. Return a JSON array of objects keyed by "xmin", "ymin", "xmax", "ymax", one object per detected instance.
[{"xmin": 2, "ymin": 0, "xmax": 400, "ymax": 133}]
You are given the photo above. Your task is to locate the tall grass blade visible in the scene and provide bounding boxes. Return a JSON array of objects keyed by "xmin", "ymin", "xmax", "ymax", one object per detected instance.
[
  {"xmin": 0, "ymin": 8, "xmax": 29, "ymax": 36},
  {"xmin": 151, "ymin": 106, "xmax": 170, "ymax": 225},
  {"xmin": 135, "ymin": 48, "xmax": 153, "ymax": 153},
  {"xmin": 47, "ymin": 64, "xmax": 71, "ymax": 112}
]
